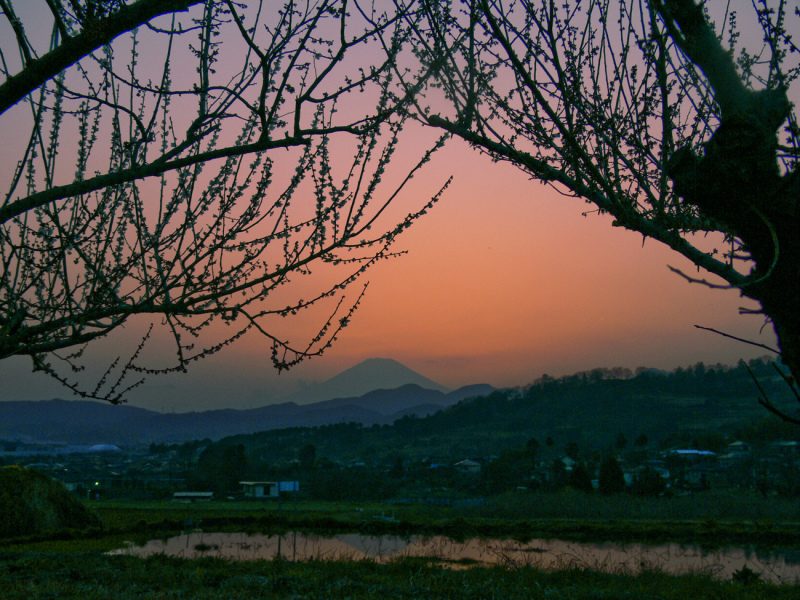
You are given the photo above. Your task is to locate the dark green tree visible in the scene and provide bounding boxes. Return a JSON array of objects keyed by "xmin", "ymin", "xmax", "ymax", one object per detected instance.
[
  {"xmin": 298, "ymin": 443, "xmax": 317, "ymax": 471},
  {"xmin": 631, "ymin": 468, "xmax": 668, "ymax": 497},
  {"xmin": 390, "ymin": 456, "xmax": 405, "ymax": 479},
  {"xmin": 598, "ymin": 454, "xmax": 626, "ymax": 495},
  {"xmin": 525, "ymin": 437, "xmax": 540, "ymax": 460},
  {"xmin": 565, "ymin": 441, "xmax": 580, "ymax": 461},
  {"xmin": 548, "ymin": 458, "xmax": 569, "ymax": 490},
  {"xmin": 567, "ymin": 463, "xmax": 594, "ymax": 494},
  {"xmin": 193, "ymin": 442, "xmax": 247, "ymax": 493},
  {"xmin": 484, "ymin": 449, "xmax": 530, "ymax": 494}
]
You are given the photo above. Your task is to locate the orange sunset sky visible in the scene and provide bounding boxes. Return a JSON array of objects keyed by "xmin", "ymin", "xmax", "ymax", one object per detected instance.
[
  {"xmin": 0, "ymin": 2, "xmax": 781, "ymax": 412},
  {"xmin": 0, "ymin": 134, "xmax": 777, "ymax": 412}
]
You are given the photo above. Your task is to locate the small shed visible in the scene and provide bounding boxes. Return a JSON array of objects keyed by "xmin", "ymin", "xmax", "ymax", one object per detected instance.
[
  {"xmin": 172, "ymin": 491, "xmax": 214, "ymax": 502},
  {"xmin": 240, "ymin": 481, "xmax": 279, "ymax": 499},
  {"xmin": 455, "ymin": 459, "xmax": 482, "ymax": 474}
]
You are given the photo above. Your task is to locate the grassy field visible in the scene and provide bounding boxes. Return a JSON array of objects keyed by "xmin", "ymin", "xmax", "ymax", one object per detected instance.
[
  {"xmin": 3, "ymin": 493, "xmax": 800, "ymax": 598},
  {"xmin": 5, "ymin": 490, "xmax": 800, "ymax": 553},
  {"xmin": 476, "ymin": 488, "xmax": 800, "ymax": 522},
  {"xmin": 77, "ymin": 490, "xmax": 800, "ymax": 548},
  {"xmin": 0, "ymin": 551, "xmax": 797, "ymax": 599}
]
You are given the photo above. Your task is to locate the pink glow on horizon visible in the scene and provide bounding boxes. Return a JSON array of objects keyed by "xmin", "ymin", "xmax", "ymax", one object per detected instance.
[
  {"xmin": 0, "ymin": 5, "xmax": 780, "ymax": 412},
  {"xmin": 0, "ymin": 135, "xmax": 777, "ymax": 411},
  {"xmin": 139, "ymin": 138, "xmax": 773, "ymax": 409}
]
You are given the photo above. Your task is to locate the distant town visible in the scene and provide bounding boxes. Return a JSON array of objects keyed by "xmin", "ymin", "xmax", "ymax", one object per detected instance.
[{"xmin": 3, "ymin": 358, "xmax": 800, "ymax": 503}]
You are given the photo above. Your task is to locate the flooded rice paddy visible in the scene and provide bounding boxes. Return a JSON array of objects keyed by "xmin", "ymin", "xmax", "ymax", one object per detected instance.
[{"xmin": 111, "ymin": 532, "xmax": 800, "ymax": 583}]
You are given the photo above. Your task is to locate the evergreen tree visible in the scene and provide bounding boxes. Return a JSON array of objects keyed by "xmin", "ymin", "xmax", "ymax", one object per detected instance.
[
  {"xmin": 631, "ymin": 468, "xmax": 668, "ymax": 497},
  {"xmin": 193, "ymin": 442, "xmax": 247, "ymax": 492},
  {"xmin": 568, "ymin": 463, "xmax": 594, "ymax": 493},
  {"xmin": 598, "ymin": 454, "xmax": 626, "ymax": 495},
  {"xmin": 525, "ymin": 437, "xmax": 540, "ymax": 460},
  {"xmin": 299, "ymin": 444, "xmax": 317, "ymax": 471},
  {"xmin": 565, "ymin": 442, "xmax": 580, "ymax": 460}
]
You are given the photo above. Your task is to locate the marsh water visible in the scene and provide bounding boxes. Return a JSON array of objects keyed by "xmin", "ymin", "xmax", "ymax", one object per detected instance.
[{"xmin": 112, "ymin": 532, "xmax": 800, "ymax": 583}]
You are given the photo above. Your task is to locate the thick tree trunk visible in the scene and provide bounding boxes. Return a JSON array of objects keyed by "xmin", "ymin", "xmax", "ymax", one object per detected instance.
[
  {"xmin": 658, "ymin": 0, "xmax": 800, "ymax": 401},
  {"xmin": 738, "ymin": 163, "xmax": 800, "ymax": 387},
  {"xmin": 771, "ymin": 315, "xmax": 800, "ymax": 383},
  {"xmin": 745, "ymin": 258, "xmax": 800, "ymax": 382},
  {"xmin": 671, "ymin": 110, "xmax": 800, "ymax": 387}
]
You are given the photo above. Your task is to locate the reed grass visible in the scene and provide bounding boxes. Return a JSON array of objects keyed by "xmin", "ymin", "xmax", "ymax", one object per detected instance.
[{"xmin": 0, "ymin": 551, "xmax": 796, "ymax": 599}]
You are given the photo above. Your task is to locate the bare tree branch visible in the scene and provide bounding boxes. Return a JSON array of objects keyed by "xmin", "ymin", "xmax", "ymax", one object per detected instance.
[
  {"xmin": 694, "ymin": 324, "xmax": 780, "ymax": 355},
  {"xmin": 0, "ymin": 0, "xmax": 202, "ymax": 114},
  {"xmin": 0, "ymin": 0, "xmax": 441, "ymax": 401},
  {"xmin": 409, "ymin": 0, "xmax": 800, "ymax": 392}
]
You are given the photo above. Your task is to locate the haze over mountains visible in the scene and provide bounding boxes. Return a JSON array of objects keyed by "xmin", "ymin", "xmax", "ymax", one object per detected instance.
[
  {"xmin": 283, "ymin": 358, "xmax": 452, "ymax": 405},
  {"xmin": 0, "ymin": 359, "xmax": 494, "ymax": 445}
]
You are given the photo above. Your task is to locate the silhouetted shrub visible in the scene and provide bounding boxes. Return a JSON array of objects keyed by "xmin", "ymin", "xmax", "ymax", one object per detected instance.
[
  {"xmin": 0, "ymin": 465, "xmax": 100, "ymax": 538},
  {"xmin": 631, "ymin": 468, "xmax": 667, "ymax": 497},
  {"xmin": 568, "ymin": 463, "xmax": 594, "ymax": 494},
  {"xmin": 598, "ymin": 455, "xmax": 626, "ymax": 495}
]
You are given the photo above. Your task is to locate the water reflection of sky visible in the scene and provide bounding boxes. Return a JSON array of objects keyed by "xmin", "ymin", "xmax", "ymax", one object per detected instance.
[{"xmin": 110, "ymin": 533, "xmax": 800, "ymax": 584}]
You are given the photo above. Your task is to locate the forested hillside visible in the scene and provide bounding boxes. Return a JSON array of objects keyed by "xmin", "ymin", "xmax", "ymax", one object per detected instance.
[{"xmin": 188, "ymin": 358, "xmax": 797, "ymax": 473}]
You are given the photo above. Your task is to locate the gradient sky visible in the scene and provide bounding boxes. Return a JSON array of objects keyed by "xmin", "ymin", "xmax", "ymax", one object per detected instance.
[
  {"xmin": 0, "ymin": 2, "xmax": 781, "ymax": 412},
  {"xmin": 0, "ymin": 135, "xmax": 777, "ymax": 411}
]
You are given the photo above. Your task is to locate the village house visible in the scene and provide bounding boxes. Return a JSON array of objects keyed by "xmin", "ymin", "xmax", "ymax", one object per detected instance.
[{"xmin": 240, "ymin": 481, "xmax": 279, "ymax": 499}]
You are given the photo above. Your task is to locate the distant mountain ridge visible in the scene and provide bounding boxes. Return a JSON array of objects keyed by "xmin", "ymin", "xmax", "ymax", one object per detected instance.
[
  {"xmin": 2, "ymin": 359, "xmax": 783, "ymax": 450},
  {"xmin": 282, "ymin": 358, "xmax": 451, "ymax": 405},
  {"xmin": 0, "ymin": 359, "xmax": 494, "ymax": 444}
]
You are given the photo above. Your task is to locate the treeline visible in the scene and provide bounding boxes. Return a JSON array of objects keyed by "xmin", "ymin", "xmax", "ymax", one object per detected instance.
[
  {"xmin": 160, "ymin": 358, "xmax": 798, "ymax": 496},
  {"xmin": 401, "ymin": 358, "xmax": 795, "ymax": 445}
]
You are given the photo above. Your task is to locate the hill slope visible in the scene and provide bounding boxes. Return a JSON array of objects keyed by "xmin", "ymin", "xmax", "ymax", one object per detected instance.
[
  {"xmin": 220, "ymin": 360, "xmax": 797, "ymax": 465},
  {"xmin": 0, "ymin": 361, "xmax": 491, "ymax": 443}
]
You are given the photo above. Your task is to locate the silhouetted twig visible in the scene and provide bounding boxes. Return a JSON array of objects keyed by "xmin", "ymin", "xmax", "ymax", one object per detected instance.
[
  {"xmin": 746, "ymin": 362, "xmax": 800, "ymax": 425},
  {"xmin": 693, "ymin": 325, "xmax": 779, "ymax": 354}
]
